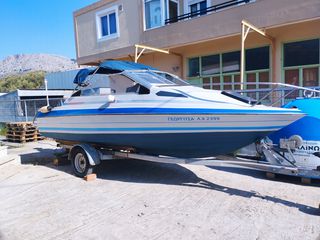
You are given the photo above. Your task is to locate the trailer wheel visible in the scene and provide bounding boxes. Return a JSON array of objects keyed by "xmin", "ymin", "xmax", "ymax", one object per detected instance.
[{"xmin": 71, "ymin": 147, "xmax": 94, "ymax": 178}]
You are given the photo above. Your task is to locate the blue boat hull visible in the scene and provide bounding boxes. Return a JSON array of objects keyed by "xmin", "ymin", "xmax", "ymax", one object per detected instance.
[{"xmin": 47, "ymin": 131, "xmax": 272, "ymax": 158}]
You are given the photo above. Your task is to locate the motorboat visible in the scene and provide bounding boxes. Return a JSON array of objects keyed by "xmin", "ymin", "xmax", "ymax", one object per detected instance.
[{"xmin": 35, "ymin": 60, "xmax": 304, "ymax": 158}]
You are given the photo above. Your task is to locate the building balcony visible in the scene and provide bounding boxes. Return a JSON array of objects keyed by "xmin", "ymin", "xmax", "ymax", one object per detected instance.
[
  {"xmin": 141, "ymin": 0, "xmax": 320, "ymax": 51},
  {"xmin": 165, "ymin": 0, "xmax": 252, "ymax": 25}
]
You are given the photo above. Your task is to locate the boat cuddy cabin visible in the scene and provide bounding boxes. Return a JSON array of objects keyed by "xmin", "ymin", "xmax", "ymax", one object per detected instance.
[
  {"xmin": 70, "ymin": 60, "xmax": 264, "ymax": 108},
  {"xmin": 73, "ymin": 62, "xmax": 188, "ymax": 97}
]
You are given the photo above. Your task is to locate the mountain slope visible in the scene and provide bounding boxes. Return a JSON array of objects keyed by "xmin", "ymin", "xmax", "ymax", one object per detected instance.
[{"xmin": 0, "ymin": 54, "xmax": 78, "ymax": 78}]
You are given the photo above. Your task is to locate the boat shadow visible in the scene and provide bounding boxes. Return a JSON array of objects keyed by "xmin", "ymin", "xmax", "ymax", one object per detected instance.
[
  {"xmin": 19, "ymin": 149, "xmax": 319, "ymax": 216},
  {"xmin": 18, "ymin": 147, "xmax": 65, "ymax": 166}
]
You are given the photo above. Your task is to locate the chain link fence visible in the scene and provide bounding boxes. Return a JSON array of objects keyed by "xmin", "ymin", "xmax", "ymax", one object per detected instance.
[{"xmin": 0, "ymin": 98, "xmax": 64, "ymax": 123}]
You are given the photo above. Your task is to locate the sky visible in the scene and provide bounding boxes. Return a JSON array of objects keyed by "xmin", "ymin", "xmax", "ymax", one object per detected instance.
[{"xmin": 0, "ymin": 0, "xmax": 98, "ymax": 60}]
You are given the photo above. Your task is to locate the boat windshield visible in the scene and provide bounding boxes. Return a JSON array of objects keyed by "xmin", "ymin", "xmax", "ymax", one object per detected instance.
[
  {"xmin": 72, "ymin": 69, "xmax": 191, "ymax": 97},
  {"xmin": 124, "ymin": 70, "xmax": 189, "ymax": 86},
  {"xmin": 153, "ymin": 71, "xmax": 189, "ymax": 86}
]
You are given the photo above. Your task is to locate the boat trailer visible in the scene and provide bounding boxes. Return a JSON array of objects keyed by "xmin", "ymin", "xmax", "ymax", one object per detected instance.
[{"xmin": 59, "ymin": 140, "xmax": 320, "ymax": 183}]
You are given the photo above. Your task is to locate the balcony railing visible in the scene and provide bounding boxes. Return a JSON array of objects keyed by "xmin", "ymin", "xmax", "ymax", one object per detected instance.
[{"xmin": 165, "ymin": 0, "xmax": 252, "ymax": 24}]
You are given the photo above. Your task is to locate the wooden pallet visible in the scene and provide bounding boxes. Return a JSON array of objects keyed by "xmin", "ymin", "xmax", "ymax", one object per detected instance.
[
  {"xmin": 6, "ymin": 131, "xmax": 37, "ymax": 137},
  {"xmin": 6, "ymin": 127, "xmax": 37, "ymax": 132},
  {"xmin": 5, "ymin": 122, "xmax": 45, "ymax": 143},
  {"xmin": 6, "ymin": 122, "xmax": 34, "ymax": 129}
]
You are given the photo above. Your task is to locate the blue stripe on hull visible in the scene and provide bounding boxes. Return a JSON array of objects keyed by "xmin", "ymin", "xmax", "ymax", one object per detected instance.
[
  {"xmin": 43, "ymin": 131, "xmax": 271, "ymax": 157},
  {"xmin": 37, "ymin": 107, "xmax": 299, "ymax": 118},
  {"xmin": 40, "ymin": 125, "xmax": 282, "ymax": 132}
]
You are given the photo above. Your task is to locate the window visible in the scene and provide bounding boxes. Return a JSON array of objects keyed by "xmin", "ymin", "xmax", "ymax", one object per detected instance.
[
  {"xmin": 222, "ymin": 51, "xmax": 240, "ymax": 73},
  {"xmin": 284, "ymin": 39, "xmax": 319, "ymax": 67},
  {"xmin": 303, "ymin": 68, "xmax": 319, "ymax": 87},
  {"xmin": 202, "ymin": 77, "xmax": 210, "ymax": 89},
  {"xmin": 246, "ymin": 46, "xmax": 269, "ymax": 71},
  {"xmin": 156, "ymin": 72, "xmax": 189, "ymax": 85},
  {"xmin": 223, "ymin": 75, "xmax": 232, "ymax": 90},
  {"xmin": 145, "ymin": 0, "xmax": 179, "ymax": 29},
  {"xmin": 166, "ymin": 0, "xmax": 179, "ymax": 22},
  {"xmin": 189, "ymin": 0, "xmax": 207, "ymax": 18},
  {"xmin": 187, "ymin": 46, "xmax": 270, "ymax": 92},
  {"xmin": 96, "ymin": 6, "xmax": 119, "ymax": 40},
  {"xmin": 201, "ymin": 54, "xmax": 220, "ymax": 75},
  {"xmin": 284, "ymin": 69, "xmax": 299, "ymax": 98},
  {"xmin": 109, "ymin": 74, "xmax": 136, "ymax": 94},
  {"xmin": 125, "ymin": 71, "xmax": 187, "ymax": 90},
  {"xmin": 81, "ymin": 88, "xmax": 112, "ymax": 96},
  {"xmin": 283, "ymin": 39, "xmax": 320, "ymax": 89},
  {"xmin": 188, "ymin": 57, "xmax": 200, "ymax": 77},
  {"xmin": 144, "ymin": 0, "xmax": 162, "ymax": 29}
]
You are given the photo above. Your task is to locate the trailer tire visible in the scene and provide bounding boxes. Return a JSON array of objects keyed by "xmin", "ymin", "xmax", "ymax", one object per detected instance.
[{"xmin": 71, "ymin": 147, "xmax": 94, "ymax": 178}]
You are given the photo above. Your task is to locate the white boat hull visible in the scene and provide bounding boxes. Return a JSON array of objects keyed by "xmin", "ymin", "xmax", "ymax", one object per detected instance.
[{"xmin": 37, "ymin": 111, "xmax": 301, "ymax": 157}]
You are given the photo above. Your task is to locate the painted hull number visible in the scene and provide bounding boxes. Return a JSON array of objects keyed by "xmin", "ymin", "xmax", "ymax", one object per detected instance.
[{"xmin": 168, "ymin": 116, "xmax": 220, "ymax": 122}]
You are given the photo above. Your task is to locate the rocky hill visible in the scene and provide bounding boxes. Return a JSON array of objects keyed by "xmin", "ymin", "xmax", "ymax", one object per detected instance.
[{"xmin": 0, "ymin": 54, "xmax": 78, "ymax": 78}]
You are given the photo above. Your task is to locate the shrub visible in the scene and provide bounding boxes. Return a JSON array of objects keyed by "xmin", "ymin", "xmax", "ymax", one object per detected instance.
[{"xmin": 0, "ymin": 71, "xmax": 45, "ymax": 92}]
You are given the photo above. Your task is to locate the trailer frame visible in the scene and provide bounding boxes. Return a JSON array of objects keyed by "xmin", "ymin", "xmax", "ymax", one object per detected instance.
[{"xmin": 60, "ymin": 142, "xmax": 320, "ymax": 181}]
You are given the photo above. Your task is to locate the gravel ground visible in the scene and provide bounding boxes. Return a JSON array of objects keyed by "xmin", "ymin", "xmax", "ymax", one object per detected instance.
[{"xmin": 0, "ymin": 140, "xmax": 319, "ymax": 240}]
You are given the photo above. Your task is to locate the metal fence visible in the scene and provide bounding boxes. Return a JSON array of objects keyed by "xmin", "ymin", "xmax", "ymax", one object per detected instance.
[{"xmin": 0, "ymin": 98, "xmax": 64, "ymax": 123}]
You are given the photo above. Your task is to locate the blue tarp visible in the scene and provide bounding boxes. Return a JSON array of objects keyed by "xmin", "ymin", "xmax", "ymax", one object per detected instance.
[
  {"xmin": 268, "ymin": 98, "xmax": 320, "ymax": 143},
  {"xmin": 73, "ymin": 68, "xmax": 95, "ymax": 85}
]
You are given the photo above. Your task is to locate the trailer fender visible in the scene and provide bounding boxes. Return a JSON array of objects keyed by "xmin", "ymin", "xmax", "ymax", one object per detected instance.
[{"xmin": 69, "ymin": 144, "xmax": 101, "ymax": 166}]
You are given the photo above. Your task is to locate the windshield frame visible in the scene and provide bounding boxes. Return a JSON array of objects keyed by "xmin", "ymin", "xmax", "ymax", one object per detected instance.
[
  {"xmin": 75, "ymin": 69, "xmax": 191, "ymax": 97},
  {"xmin": 122, "ymin": 70, "xmax": 190, "ymax": 88}
]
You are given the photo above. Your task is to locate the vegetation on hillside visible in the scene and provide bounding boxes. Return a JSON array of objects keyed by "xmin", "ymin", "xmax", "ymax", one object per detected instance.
[
  {"xmin": 0, "ymin": 71, "xmax": 45, "ymax": 92},
  {"xmin": 0, "ymin": 126, "xmax": 7, "ymax": 136}
]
